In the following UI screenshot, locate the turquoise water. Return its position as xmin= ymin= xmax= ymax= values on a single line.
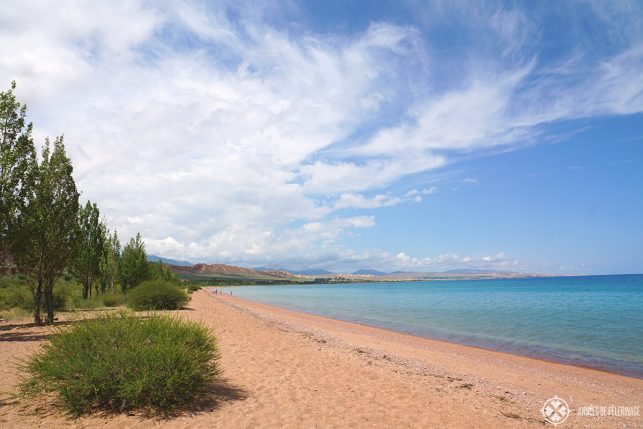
xmin=228 ymin=275 xmax=643 ymax=378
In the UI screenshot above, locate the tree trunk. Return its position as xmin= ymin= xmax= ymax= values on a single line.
xmin=82 ymin=278 xmax=90 ymax=299
xmin=45 ymin=277 xmax=55 ymax=324
xmin=33 ymin=275 xmax=43 ymax=325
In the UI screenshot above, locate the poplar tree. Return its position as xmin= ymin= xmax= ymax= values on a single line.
xmin=148 ymin=260 xmax=178 ymax=282
xmin=0 ymin=81 xmax=36 ymax=263
xmin=99 ymin=230 xmax=120 ymax=293
xmin=13 ymin=137 xmax=79 ymax=324
xmin=119 ymin=233 xmax=148 ymax=292
xmin=71 ymin=201 xmax=105 ymax=299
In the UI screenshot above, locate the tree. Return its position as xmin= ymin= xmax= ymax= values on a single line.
xmin=0 ymin=81 xmax=36 ymax=263
xmin=13 ymin=137 xmax=79 ymax=324
xmin=148 ymin=260 xmax=178 ymax=283
xmin=119 ymin=233 xmax=148 ymax=292
xmin=99 ymin=230 xmax=120 ymax=293
xmin=71 ymin=201 xmax=105 ymax=299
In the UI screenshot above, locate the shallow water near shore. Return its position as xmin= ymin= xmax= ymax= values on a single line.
xmin=228 ymin=275 xmax=643 ymax=378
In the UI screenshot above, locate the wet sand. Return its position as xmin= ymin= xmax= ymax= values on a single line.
xmin=0 ymin=289 xmax=641 ymax=428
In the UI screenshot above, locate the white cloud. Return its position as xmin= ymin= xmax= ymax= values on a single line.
xmin=393 ymin=251 xmax=518 ymax=271
xmin=332 ymin=191 xmax=427 ymax=210
xmin=334 ymin=193 xmax=400 ymax=210
xmin=1 ymin=1 xmax=642 ymax=271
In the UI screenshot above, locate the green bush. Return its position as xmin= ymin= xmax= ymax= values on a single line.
xmin=127 ymin=280 xmax=189 ymax=311
xmin=0 ymin=287 xmax=33 ymax=310
xmin=20 ymin=312 xmax=219 ymax=416
xmin=0 ymin=276 xmax=32 ymax=310
xmin=0 ymin=276 xmax=114 ymax=313
xmin=102 ymin=293 xmax=122 ymax=307
xmin=187 ymin=284 xmax=202 ymax=293
xmin=52 ymin=282 xmax=93 ymax=311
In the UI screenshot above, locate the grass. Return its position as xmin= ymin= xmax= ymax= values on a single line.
xmin=0 ymin=275 xmax=33 ymax=313
xmin=20 ymin=312 xmax=220 ymax=416
xmin=0 ymin=275 xmax=125 ymax=316
xmin=102 ymin=293 xmax=123 ymax=307
xmin=127 ymin=280 xmax=189 ymax=311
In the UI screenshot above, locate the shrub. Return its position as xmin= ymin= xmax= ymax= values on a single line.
xmin=187 ymin=284 xmax=202 ymax=293
xmin=20 ymin=312 xmax=219 ymax=416
xmin=102 ymin=293 xmax=123 ymax=307
xmin=0 ymin=277 xmax=110 ymax=313
xmin=127 ymin=280 xmax=188 ymax=311
xmin=0 ymin=286 xmax=33 ymax=310
xmin=51 ymin=284 xmax=75 ymax=311
xmin=52 ymin=282 xmax=93 ymax=311
xmin=0 ymin=276 xmax=33 ymax=311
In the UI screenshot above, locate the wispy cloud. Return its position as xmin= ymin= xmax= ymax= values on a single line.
xmin=1 ymin=0 xmax=642 ymax=271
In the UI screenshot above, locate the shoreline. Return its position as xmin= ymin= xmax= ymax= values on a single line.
xmin=220 ymin=289 xmax=643 ymax=380
xmin=216 ymin=291 xmax=643 ymax=382
xmin=1 ymin=289 xmax=641 ymax=428
xmin=212 ymin=291 xmax=642 ymax=427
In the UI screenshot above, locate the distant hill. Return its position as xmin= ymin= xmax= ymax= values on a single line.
xmin=147 ymin=254 xmax=192 ymax=267
xmin=152 ymin=258 xmax=536 ymax=283
xmin=169 ymin=263 xmax=302 ymax=282
xmin=378 ymin=270 xmax=539 ymax=280
xmin=253 ymin=267 xmax=334 ymax=276
xmin=352 ymin=269 xmax=387 ymax=276
xmin=443 ymin=268 xmax=495 ymax=274
xmin=293 ymin=269 xmax=335 ymax=275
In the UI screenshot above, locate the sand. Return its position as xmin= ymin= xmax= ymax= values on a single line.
xmin=0 ymin=289 xmax=641 ymax=428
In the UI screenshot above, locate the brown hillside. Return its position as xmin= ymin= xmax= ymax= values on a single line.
xmin=168 ymin=263 xmax=298 ymax=279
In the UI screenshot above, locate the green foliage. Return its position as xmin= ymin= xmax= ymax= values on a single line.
xmin=127 ymin=280 xmax=189 ymax=311
xmin=1 ymin=275 xmax=126 ymax=315
xmin=119 ymin=233 xmax=148 ymax=292
xmin=52 ymin=281 xmax=102 ymax=311
xmin=102 ymin=293 xmax=123 ymax=307
xmin=20 ymin=312 xmax=220 ymax=416
xmin=70 ymin=201 xmax=105 ymax=299
xmin=12 ymin=136 xmax=79 ymax=324
xmin=0 ymin=276 xmax=33 ymax=311
xmin=148 ymin=260 xmax=178 ymax=283
xmin=0 ymin=81 xmax=36 ymax=261
xmin=187 ymin=284 xmax=202 ymax=293
xmin=99 ymin=230 xmax=120 ymax=294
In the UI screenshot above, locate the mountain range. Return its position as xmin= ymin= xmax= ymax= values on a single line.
xmin=147 ymin=255 xmax=535 ymax=281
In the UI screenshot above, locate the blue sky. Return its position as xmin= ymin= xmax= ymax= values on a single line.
xmin=1 ymin=0 xmax=642 ymax=274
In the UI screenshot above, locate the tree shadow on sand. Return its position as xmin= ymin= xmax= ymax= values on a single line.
xmin=5 ymin=375 xmax=248 ymax=422
xmin=0 ymin=319 xmax=85 ymax=343
xmin=75 ymin=378 xmax=249 ymax=421
xmin=162 ymin=378 xmax=249 ymax=417
xmin=0 ymin=330 xmax=50 ymax=342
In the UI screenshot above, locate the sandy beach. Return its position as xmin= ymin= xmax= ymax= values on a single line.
xmin=1 ymin=289 xmax=641 ymax=428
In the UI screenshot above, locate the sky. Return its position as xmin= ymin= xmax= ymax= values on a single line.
xmin=1 ymin=0 xmax=642 ymax=274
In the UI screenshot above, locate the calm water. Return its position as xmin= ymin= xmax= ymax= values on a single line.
xmin=228 ymin=275 xmax=643 ymax=378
